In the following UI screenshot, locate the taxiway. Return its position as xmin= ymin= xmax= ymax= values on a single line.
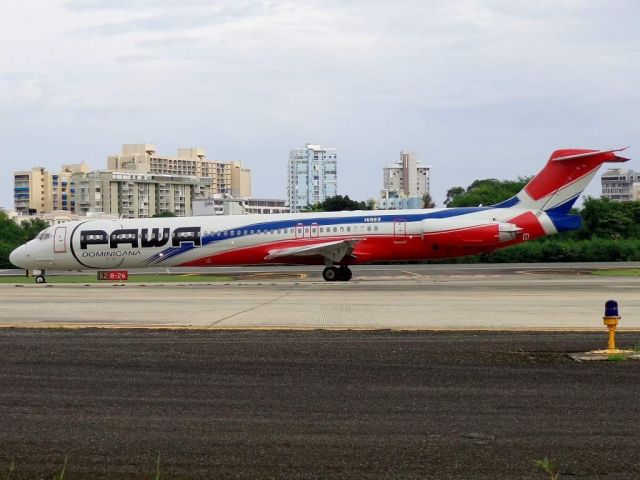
xmin=1 ymin=264 xmax=639 ymax=330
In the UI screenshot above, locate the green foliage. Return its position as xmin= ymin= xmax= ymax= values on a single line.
xmin=57 ymin=456 xmax=69 ymax=480
xmin=364 ymin=198 xmax=377 ymax=210
xmin=446 ymin=177 xmax=531 ymax=207
xmin=579 ymin=196 xmax=640 ymax=239
xmin=0 ymin=212 xmax=32 ymax=268
xmin=422 ymin=193 xmax=436 ymax=208
xmin=0 ymin=212 xmax=26 ymax=245
xmin=429 ymin=237 xmax=640 ymax=264
xmin=607 ymin=353 xmax=627 ymax=362
xmin=5 ymin=461 xmax=15 ymax=480
xmin=20 ymin=218 xmax=50 ymax=241
xmin=155 ymin=454 xmax=161 ymax=480
xmin=444 ymin=186 xmax=465 ymax=206
xmin=535 ymin=457 xmax=559 ymax=480
xmin=304 ymin=195 xmax=373 ymax=212
xmin=153 ymin=211 xmax=177 ymax=217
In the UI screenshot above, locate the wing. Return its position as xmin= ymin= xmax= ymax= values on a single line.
xmin=265 ymin=239 xmax=362 ymax=264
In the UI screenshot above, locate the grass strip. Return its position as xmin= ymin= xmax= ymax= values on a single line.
xmin=0 ymin=274 xmax=233 ymax=284
xmin=591 ymin=269 xmax=640 ymax=277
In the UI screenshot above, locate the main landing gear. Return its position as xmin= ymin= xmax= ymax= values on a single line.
xmin=322 ymin=266 xmax=352 ymax=282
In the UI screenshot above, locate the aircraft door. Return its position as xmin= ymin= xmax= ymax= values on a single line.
xmin=310 ymin=223 xmax=319 ymax=238
xmin=295 ymin=223 xmax=304 ymax=239
xmin=394 ymin=219 xmax=407 ymax=243
xmin=54 ymin=226 xmax=67 ymax=253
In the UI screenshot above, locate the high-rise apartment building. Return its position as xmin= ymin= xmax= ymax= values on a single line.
xmin=288 ymin=144 xmax=338 ymax=212
xmin=13 ymin=163 xmax=89 ymax=214
xmin=601 ymin=168 xmax=639 ymax=202
xmin=107 ymin=144 xmax=251 ymax=197
xmin=230 ymin=161 xmax=252 ymax=198
xmin=380 ymin=151 xmax=430 ymax=209
xmin=71 ymin=170 xmax=217 ymax=218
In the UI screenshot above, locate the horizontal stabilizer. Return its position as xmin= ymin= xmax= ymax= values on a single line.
xmin=551 ymin=147 xmax=630 ymax=162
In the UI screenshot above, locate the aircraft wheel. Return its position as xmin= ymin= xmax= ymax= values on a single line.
xmin=338 ymin=266 xmax=352 ymax=281
xmin=322 ymin=267 xmax=339 ymax=282
xmin=35 ymin=275 xmax=46 ymax=284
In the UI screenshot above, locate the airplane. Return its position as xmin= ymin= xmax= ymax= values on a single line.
xmin=9 ymin=147 xmax=630 ymax=283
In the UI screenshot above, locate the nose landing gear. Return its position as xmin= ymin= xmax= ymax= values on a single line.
xmin=322 ymin=266 xmax=352 ymax=282
xmin=31 ymin=270 xmax=46 ymax=284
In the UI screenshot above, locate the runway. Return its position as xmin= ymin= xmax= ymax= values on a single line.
xmin=1 ymin=264 xmax=639 ymax=330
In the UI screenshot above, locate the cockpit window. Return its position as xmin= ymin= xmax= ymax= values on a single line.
xmin=36 ymin=229 xmax=52 ymax=241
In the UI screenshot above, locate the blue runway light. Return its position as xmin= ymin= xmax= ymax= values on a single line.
xmin=604 ymin=300 xmax=619 ymax=318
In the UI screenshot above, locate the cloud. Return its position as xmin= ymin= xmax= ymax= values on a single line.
xmin=65 ymin=0 xmax=214 ymax=11
xmin=0 ymin=74 xmax=46 ymax=105
xmin=113 ymin=53 xmax=158 ymax=64
xmin=0 ymin=0 xmax=639 ymax=209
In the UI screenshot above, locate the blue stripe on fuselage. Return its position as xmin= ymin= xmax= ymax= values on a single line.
xmin=146 ymin=207 xmax=490 ymax=265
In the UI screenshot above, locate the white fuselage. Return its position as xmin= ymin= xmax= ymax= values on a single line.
xmin=9 ymin=207 xmax=555 ymax=271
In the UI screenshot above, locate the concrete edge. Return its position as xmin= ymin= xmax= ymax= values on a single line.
xmin=2 ymin=324 xmax=640 ymax=332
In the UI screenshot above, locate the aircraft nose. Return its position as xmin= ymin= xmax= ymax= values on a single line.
xmin=9 ymin=245 xmax=27 ymax=268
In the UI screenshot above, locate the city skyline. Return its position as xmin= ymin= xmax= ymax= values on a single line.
xmin=1 ymin=1 xmax=639 ymax=210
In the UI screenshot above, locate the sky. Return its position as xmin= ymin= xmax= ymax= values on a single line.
xmin=1 ymin=0 xmax=639 ymax=209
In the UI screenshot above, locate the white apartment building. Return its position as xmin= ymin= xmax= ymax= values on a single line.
xmin=71 ymin=170 xmax=217 ymax=218
xmin=193 ymin=195 xmax=288 ymax=216
xmin=107 ymin=144 xmax=252 ymax=197
xmin=601 ymin=168 xmax=639 ymax=201
xmin=288 ymin=144 xmax=338 ymax=212
xmin=380 ymin=151 xmax=430 ymax=209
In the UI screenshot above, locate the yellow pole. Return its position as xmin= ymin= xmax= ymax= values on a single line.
xmin=603 ymin=316 xmax=619 ymax=353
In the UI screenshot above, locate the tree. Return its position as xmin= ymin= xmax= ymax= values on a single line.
xmin=446 ymin=177 xmax=531 ymax=207
xmin=579 ymin=196 xmax=640 ymax=239
xmin=0 ymin=212 xmax=29 ymax=268
xmin=153 ymin=211 xmax=177 ymax=218
xmin=20 ymin=218 xmax=50 ymax=241
xmin=444 ymin=186 xmax=465 ymax=206
xmin=304 ymin=195 xmax=373 ymax=212
xmin=422 ymin=193 xmax=436 ymax=208
xmin=364 ymin=198 xmax=378 ymax=210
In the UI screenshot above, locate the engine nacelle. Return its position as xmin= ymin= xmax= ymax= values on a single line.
xmin=421 ymin=219 xmax=521 ymax=246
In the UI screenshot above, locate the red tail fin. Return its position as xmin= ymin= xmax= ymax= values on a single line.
xmin=524 ymin=147 xmax=630 ymax=201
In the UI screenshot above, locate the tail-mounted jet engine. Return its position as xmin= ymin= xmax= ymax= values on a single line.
xmin=421 ymin=219 xmax=521 ymax=246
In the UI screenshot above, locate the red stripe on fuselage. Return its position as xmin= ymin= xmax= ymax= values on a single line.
xmin=178 ymin=212 xmax=548 ymax=267
xmin=179 ymin=235 xmax=430 ymax=266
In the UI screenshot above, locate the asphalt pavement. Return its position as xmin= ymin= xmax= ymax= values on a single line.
xmin=1 ymin=329 xmax=639 ymax=479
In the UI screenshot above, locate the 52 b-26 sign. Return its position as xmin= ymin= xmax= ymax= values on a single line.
xmin=97 ymin=271 xmax=129 ymax=281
